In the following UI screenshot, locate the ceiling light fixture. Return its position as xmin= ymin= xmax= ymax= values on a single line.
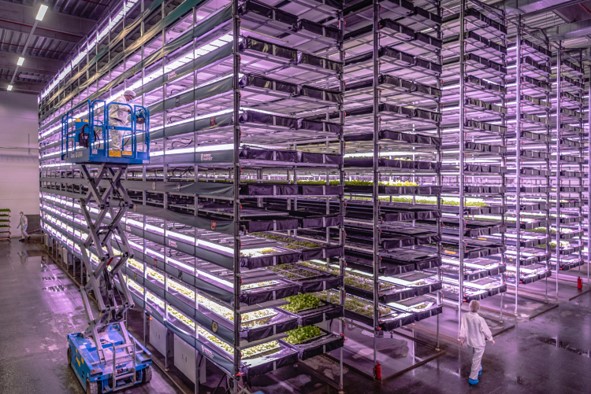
xmin=17 ymin=57 xmax=24 ymax=66
xmin=7 ymin=85 xmax=13 ymax=91
xmin=35 ymin=4 xmax=49 ymax=21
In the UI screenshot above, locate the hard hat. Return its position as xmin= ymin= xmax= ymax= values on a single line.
xmin=124 ymin=89 xmax=136 ymax=98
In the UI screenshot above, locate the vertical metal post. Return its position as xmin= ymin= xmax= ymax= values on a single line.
xmin=140 ymin=0 xmax=146 ymax=114
xmin=372 ymin=0 xmax=380 ymax=373
xmin=514 ymin=18 xmax=522 ymax=315
xmin=435 ymin=0 xmax=442 ymax=351
xmin=577 ymin=51 xmax=584 ymax=276
xmin=192 ymin=8 xmax=201 ymax=394
xmin=161 ymin=0 xmax=167 ymax=161
xmin=588 ymin=64 xmax=591 ymax=286
xmin=231 ymin=1 xmax=242 ymax=391
xmin=544 ymin=34 xmax=551 ymax=301
xmin=499 ymin=6 xmax=507 ymax=321
xmin=337 ymin=6 xmax=345 ymax=392
xmin=555 ymin=43 xmax=562 ymax=298
xmin=458 ymin=0 xmax=466 ymax=318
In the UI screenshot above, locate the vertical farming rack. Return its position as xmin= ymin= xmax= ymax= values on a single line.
xmin=586 ymin=64 xmax=591 ymax=285
xmin=505 ymin=19 xmax=553 ymax=310
xmin=0 ymin=209 xmax=10 ymax=241
xmin=38 ymin=0 xmax=591 ymax=389
xmin=338 ymin=0 xmax=444 ymax=376
xmin=551 ymin=46 xmax=586 ymax=285
xmin=39 ymin=1 xmax=350 ymax=392
xmin=440 ymin=0 xmax=508 ymax=309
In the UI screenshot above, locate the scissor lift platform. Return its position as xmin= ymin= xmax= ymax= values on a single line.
xmin=61 ymin=99 xmax=150 ymax=165
xmin=67 ymin=323 xmax=152 ymax=394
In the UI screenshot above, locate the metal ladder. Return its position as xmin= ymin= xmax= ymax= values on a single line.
xmin=77 ymin=163 xmax=137 ymax=370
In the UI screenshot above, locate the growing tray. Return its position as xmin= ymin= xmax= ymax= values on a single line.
xmin=388 ymin=296 xmax=442 ymax=321
xmin=277 ymin=301 xmax=343 ymax=327
xmin=281 ymin=329 xmax=344 ymax=360
xmin=345 ymin=157 xmax=439 ymax=170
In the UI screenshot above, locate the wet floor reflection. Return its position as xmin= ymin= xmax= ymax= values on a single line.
xmin=537 ymin=336 xmax=591 ymax=358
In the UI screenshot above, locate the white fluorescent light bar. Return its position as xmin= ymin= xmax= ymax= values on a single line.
xmin=39 ymin=33 xmax=233 ymax=139
xmin=7 ymin=85 xmax=13 ymax=91
xmin=17 ymin=57 xmax=25 ymax=66
xmin=35 ymin=4 xmax=49 ymax=21
xmin=151 ymin=144 xmax=235 ymax=157
xmin=40 ymin=1 xmax=139 ymax=99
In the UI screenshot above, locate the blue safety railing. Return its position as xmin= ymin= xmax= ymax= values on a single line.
xmin=61 ymin=99 xmax=150 ymax=164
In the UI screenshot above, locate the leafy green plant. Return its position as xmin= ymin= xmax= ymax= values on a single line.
xmin=282 ymin=294 xmax=321 ymax=313
xmin=284 ymin=326 xmax=323 ymax=344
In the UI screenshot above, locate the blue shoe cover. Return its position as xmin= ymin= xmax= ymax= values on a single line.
xmin=468 ymin=378 xmax=479 ymax=385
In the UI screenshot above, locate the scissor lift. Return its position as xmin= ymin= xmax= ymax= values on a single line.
xmin=61 ymin=100 xmax=151 ymax=394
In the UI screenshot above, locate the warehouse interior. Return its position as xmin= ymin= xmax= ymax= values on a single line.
xmin=2 ymin=0 xmax=591 ymax=393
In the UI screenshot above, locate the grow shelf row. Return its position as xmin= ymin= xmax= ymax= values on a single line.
xmin=504 ymin=21 xmax=553 ymax=295
xmin=440 ymin=0 xmax=507 ymax=306
xmin=335 ymin=0 xmax=444 ymax=372
xmin=551 ymin=45 xmax=585 ymax=273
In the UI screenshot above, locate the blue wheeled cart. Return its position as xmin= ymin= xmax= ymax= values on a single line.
xmin=61 ymin=99 xmax=152 ymax=393
xmin=67 ymin=323 xmax=152 ymax=394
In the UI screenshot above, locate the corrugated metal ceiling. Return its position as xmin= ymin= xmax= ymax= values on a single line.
xmin=4 ymin=0 xmax=591 ymax=95
xmin=1 ymin=0 xmax=115 ymax=94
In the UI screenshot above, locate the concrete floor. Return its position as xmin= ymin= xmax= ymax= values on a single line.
xmin=2 ymin=239 xmax=591 ymax=393
xmin=342 ymin=290 xmax=591 ymax=393
xmin=0 ymin=240 xmax=179 ymax=394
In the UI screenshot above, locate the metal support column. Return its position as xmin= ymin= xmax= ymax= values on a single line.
xmin=371 ymin=0 xmax=380 ymax=376
xmin=337 ymin=6 xmax=345 ymax=392
xmin=588 ymin=64 xmax=591 ymax=285
xmin=555 ymin=43 xmax=562 ymax=297
xmin=458 ymin=0 xmax=467 ymax=317
xmin=435 ymin=0 xmax=443 ymax=350
xmin=231 ymin=1 xmax=242 ymax=391
xmin=514 ymin=18 xmax=522 ymax=315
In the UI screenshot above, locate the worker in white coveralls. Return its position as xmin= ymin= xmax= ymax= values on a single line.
xmin=458 ymin=300 xmax=495 ymax=386
xmin=17 ymin=211 xmax=29 ymax=242
xmin=107 ymin=89 xmax=136 ymax=151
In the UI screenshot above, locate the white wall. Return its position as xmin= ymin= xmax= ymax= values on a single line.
xmin=0 ymin=91 xmax=39 ymax=236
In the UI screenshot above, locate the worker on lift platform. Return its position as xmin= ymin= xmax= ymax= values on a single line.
xmin=61 ymin=91 xmax=149 ymax=165
xmin=107 ymin=89 xmax=136 ymax=152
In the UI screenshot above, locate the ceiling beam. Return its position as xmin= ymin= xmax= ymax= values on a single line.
xmin=501 ymin=0 xmax=587 ymax=16
xmin=0 ymin=40 xmax=72 ymax=58
xmin=545 ymin=19 xmax=591 ymax=40
xmin=0 ymin=51 xmax=61 ymax=75
xmin=0 ymin=1 xmax=94 ymax=43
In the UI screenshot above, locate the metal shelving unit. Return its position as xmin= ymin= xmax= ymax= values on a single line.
xmin=505 ymin=20 xmax=553 ymax=310
xmin=551 ymin=46 xmax=586 ymax=284
xmin=339 ymin=0 xmax=444 ymax=378
xmin=39 ymin=1 xmax=347 ymax=392
xmin=0 ymin=209 xmax=10 ymax=241
xmin=36 ymin=0 xmax=591 ymax=390
xmin=440 ymin=0 xmax=508 ymax=309
xmin=585 ymin=65 xmax=591 ymax=285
